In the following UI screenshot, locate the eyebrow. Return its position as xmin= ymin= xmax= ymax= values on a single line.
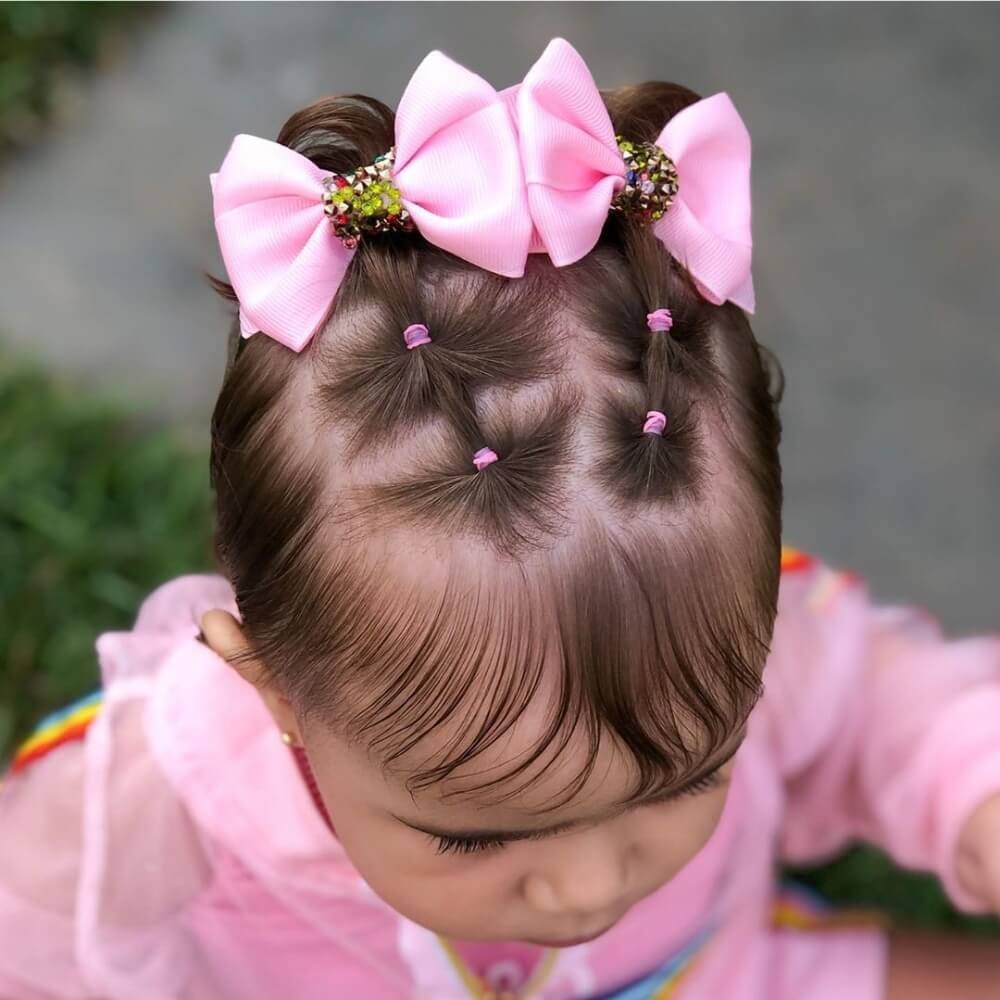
xmin=392 ymin=741 xmax=742 ymax=844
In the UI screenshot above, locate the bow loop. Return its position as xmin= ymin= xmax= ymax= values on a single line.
xmin=212 ymin=134 xmax=353 ymax=352
xmin=653 ymin=93 xmax=755 ymax=311
xmin=512 ymin=37 xmax=625 ymax=266
xmin=393 ymin=50 xmax=532 ymax=279
xmin=510 ymin=38 xmax=755 ymax=312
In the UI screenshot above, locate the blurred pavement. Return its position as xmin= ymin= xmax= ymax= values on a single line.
xmin=0 ymin=3 xmax=997 ymax=631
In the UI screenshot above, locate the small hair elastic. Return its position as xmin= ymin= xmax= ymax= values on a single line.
xmin=472 ymin=447 xmax=499 ymax=470
xmin=643 ymin=410 xmax=668 ymax=435
xmin=646 ymin=308 xmax=674 ymax=333
xmin=403 ymin=323 xmax=432 ymax=349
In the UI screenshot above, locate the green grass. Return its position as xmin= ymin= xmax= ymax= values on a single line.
xmin=0 ymin=355 xmax=213 ymax=757
xmin=790 ymin=848 xmax=998 ymax=935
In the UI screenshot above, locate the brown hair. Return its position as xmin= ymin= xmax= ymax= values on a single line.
xmin=209 ymin=81 xmax=783 ymax=809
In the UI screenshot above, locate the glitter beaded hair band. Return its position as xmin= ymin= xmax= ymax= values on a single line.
xmin=211 ymin=38 xmax=754 ymax=353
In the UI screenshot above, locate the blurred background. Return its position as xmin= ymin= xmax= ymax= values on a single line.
xmin=0 ymin=1 xmax=997 ymax=930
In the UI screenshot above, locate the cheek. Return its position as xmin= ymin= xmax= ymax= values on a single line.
xmin=634 ymin=789 xmax=730 ymax=879
xmin=687 ymin=788 xmax=730 ymax=846
xmin=316 ymin=791 xmax=519 ymax=935
xmin=320 ymin=794 xmax=414 ymax=883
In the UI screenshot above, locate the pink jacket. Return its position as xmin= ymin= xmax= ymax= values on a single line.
xmin=1 ymin=552 xmax=999 ymax=1000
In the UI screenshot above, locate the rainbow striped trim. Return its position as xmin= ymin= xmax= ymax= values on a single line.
xmin=634 ymin=884 xmax=883 ymax=999
xmin=438 ymin=924 xmax=711 ymax=1000
xmin=780 ymin=545 xmax=815 ymax=574
xmin=439 ymin=882 xmax=884 ymax=1000
xmin=10 ymin=691 xmax=102 ymax=774
xmin=615 ymin=925 xmax=714 ymax=999
xmin=781 ymin=546 xmax=864 ymax=614
xmin=771 ymin=882 xmax=886 ymax=932
xmin=437 ymin=938 xmax=560 ymax=999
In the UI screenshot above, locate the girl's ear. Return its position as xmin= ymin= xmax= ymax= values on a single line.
xmin=199 ymin=609 xmax=300 ymax=740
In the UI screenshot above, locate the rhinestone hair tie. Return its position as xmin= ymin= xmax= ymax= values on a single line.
xmin=403 ymin=323 xmax=431 ymax=349
xmin=646 ymin=308 xmax=674 ymax=332
xmin=322 ymin=149 xmax=416 ymax=249
xmin=473 ymin=447 xmax=499 ymax=470
xmin=643 ymin=410 xmax=668 ymax=435
xmin=610 ymin=138 xmax=680 ymax=223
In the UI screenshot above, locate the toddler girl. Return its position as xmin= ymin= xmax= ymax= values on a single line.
xmin=2 ymin=37 xmax=1000 ymax=1000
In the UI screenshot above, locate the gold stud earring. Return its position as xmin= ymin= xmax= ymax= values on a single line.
xmin=280 ymin=731 xmax=297 ymax=747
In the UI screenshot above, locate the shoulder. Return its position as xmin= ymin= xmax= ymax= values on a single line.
xmin=777 ymin=544 xmax=866 ymax=618
xmin=7 ymin=574 xmax=237 ymax=778
xmin=1 ymin=693 xmax=210 ymax=921
xmin=752 ymin=545 xmax=871 ymax=771
xmin=773 ymin=544 xmax=872 ymax=661
xmin=0 ymin=575 xmax=231 ymax=989
xmin=9 ymin=690 xmax=102 ymax=777
xmin=0 ymin=733 xmax=90 ymax=994
xmin=95 ymin=572 xmax=236 ymax=690
xmin=131 ymin=572 xmax=237 ymax=634
xmin=0 ymin=694 xmax=210 ymax=994
xmin=0 ymin=732 xmax=89 ymax=917
xmin=779 ymin=544 xmax=816 ymax=574
xmin=7 ymin=573 xmax=234 ymax=778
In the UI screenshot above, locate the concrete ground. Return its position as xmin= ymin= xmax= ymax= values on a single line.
xmin=0 ymin=3 xmax=997 ymax=632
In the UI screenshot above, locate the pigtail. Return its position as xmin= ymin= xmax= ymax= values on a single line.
xmin=356 ymin=384 xmax=580 ymax=556
xmin=315 ymin=242 xmax=579 ymax=556
xmin=567 ymin=222 xmax=716 ymax=506
xmin=569 ymin=81 xmax=762 ymax=507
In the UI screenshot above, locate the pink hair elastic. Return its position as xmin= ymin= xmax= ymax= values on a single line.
xmin=646 ymin=308 xmax=673 ymax=332
xmin=403 ymin=323 xmax=432 ymax=349
xmin=472 ymin=447 xmax=499 ymax=470
xmin=643 ymin=410 xmax=668 ymax=435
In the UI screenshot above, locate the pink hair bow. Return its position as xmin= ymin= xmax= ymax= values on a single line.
xmin=211 ymin=51 xmax=532 ymax=351
xmin=508 ymin=38 xmax=755 ymax=312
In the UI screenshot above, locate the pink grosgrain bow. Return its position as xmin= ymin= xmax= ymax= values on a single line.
xmin=210 ymin=51 xmax=533 ymax=351
xmin=506 ymin=37 xmax=755 ymax=312
xmin=211 ymin=39 xmax=755 ymax=354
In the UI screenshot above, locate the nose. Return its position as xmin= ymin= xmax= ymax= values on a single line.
xmin=523 ymin=828 xmax=630 ymax=917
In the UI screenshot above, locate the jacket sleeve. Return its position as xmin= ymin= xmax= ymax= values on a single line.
xmin=0 ymin=742 xmax=92 ymax=998
xmin=0 ymin=693 xmax=212 ymax=999
xmin=756 ymin=551 xmax=1000 ymax=913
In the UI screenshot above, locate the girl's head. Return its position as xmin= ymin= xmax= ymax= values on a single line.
xmin=202 ymin=43 xmax=782 ymax=946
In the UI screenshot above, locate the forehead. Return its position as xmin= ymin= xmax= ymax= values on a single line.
xmin=314 ymin=668 xmax=734 ymax=829
xmin=418 ymin=679 xmax=620 ymax=813
xmin=318 ymin=689 xmax=633 ymax=822
xmin=307 ymin=522 xmax=750 ymax=822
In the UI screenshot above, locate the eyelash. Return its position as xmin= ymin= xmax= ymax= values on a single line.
xmin=429 ymin=771 xmax=723 ymax=856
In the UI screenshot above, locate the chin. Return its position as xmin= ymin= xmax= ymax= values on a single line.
xmin=394 ymin=908 xmax=623 ymax=948
xmin=520 ymin=913 xmax=625 ymax=949
xmin=521 ymin=926 xmax=613 ymax=948
xmin=401 ymin=915 xmax=517 ymax=943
